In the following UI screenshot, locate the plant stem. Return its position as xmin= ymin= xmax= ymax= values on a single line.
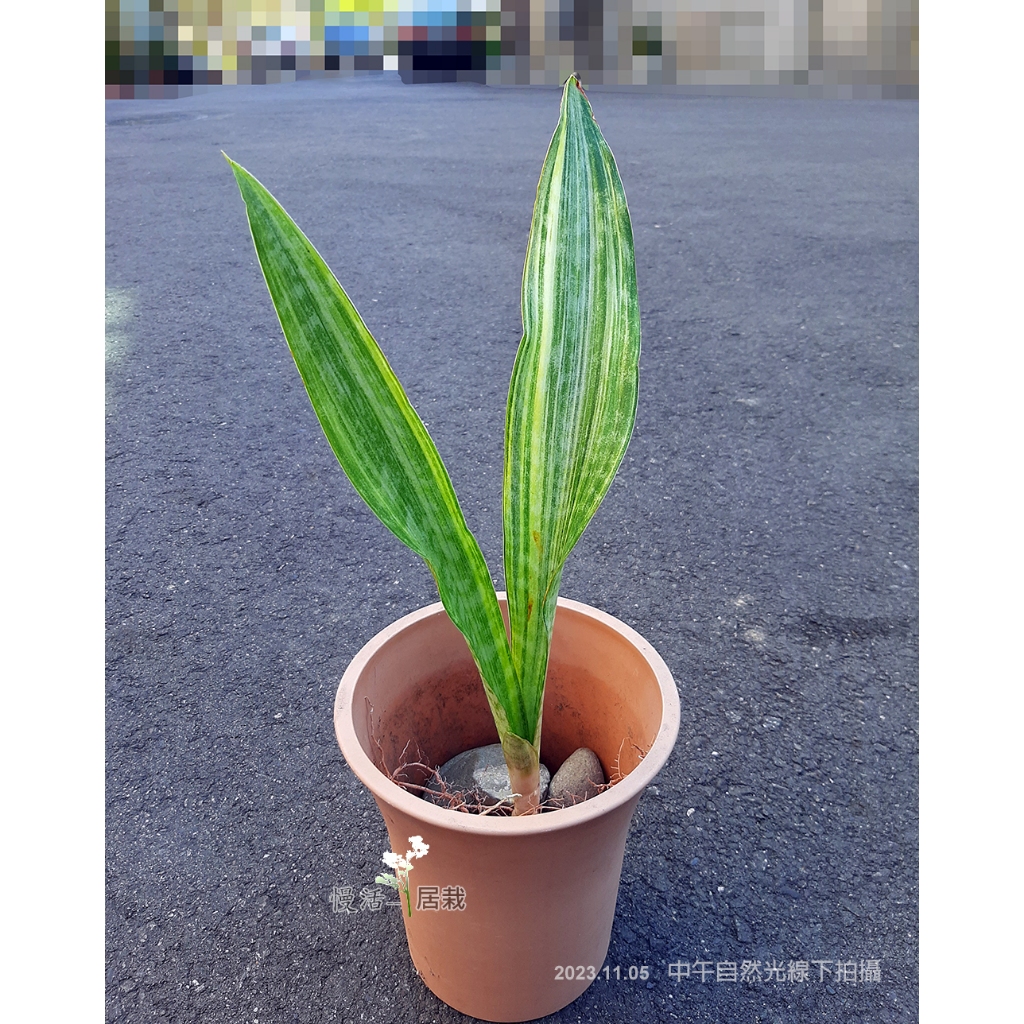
xmin=509 ymin=764 xmax=541 ymax=815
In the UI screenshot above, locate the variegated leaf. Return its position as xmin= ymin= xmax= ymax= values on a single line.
xmin=226 ymin=157 xmax=527 ymax=739
xmin=504 ymin=76 xmax=641 ymax=746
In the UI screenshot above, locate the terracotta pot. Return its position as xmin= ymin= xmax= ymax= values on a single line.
xmin=334 ymin=595 xmax=679 ymax=1023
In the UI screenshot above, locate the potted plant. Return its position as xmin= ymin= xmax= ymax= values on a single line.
xmin=227 ymin=75 xmax=680 ymax=1022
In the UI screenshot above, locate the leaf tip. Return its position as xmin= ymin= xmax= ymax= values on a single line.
xmin=563 ymin=73 xmax=596 ymax=121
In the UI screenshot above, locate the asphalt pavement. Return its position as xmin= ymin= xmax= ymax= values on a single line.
xmin=106 ymin=73 xmax=918 ymax=1023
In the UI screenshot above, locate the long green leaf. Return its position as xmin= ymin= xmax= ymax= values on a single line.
xmin=226 ymin=157 xmax=527 ymax=739
xmin=504 ymin=76 xmax=641 ymax=746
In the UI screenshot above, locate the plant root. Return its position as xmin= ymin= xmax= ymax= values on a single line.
xmin=362 ymin=700 xmax=650 ymax=815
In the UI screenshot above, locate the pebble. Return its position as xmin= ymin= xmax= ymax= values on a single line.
xmin=548 ymin=747 xmax=606 ymax=807
xmin=426 ymin=743 xmax=550 ymax=806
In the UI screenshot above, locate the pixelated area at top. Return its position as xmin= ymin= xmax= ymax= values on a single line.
xmin=106 ymin=1 xmax=918 ymax=98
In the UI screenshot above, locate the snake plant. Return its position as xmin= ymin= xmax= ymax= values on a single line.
xmin=227 ymin=75 xmax=640 ymax=814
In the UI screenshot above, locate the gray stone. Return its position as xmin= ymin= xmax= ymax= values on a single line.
xmin=426 ymin=743 xmax=550 ymax=807
xmin=548 ymin=747 xmax=606 ymax=807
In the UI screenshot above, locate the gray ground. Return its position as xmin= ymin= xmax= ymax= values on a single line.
xmin=106 ymin=74 xmax=918 ymax=1023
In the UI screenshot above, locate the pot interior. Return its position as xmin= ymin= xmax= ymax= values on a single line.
xmin=350 ymin=601 xmax=665 ymax=789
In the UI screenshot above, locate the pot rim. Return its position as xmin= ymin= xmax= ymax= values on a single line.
xmin=334 ymin=595 xmax=680 ymax=836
